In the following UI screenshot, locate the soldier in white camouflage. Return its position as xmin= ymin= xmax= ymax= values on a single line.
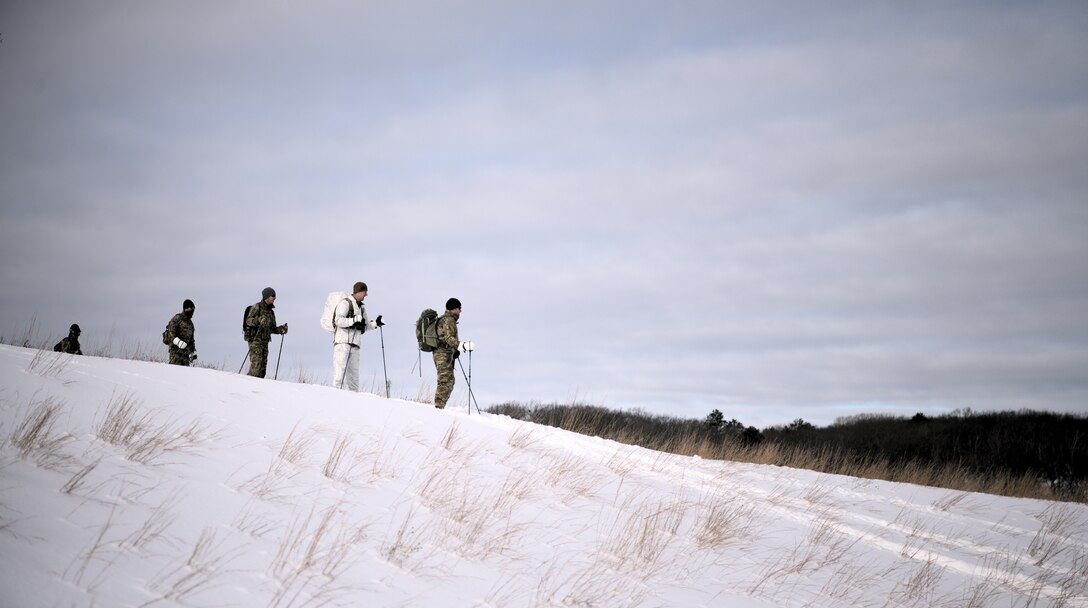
xmin=433 ymin=298 xmax=464 ymax=409
xmin=332 ymin=281 xmax=384 ymax=391
xmin=246 ymin=287 xmax=288 ymax=378
xmin=165 ymin=300 xmax=197 ymax=366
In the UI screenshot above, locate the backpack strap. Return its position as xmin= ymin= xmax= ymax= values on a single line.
xmin=332 ymin=297 xmax=354 ymax=344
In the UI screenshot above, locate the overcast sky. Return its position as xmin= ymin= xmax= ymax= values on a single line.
xmin=2 ymin=1 xmax=1086 ymax=426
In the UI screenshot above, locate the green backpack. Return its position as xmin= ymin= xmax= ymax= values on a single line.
xmin=416 ymin=309 xmax=439 ymax=352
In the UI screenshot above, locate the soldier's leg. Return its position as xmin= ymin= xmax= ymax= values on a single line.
xmin=169 ymin=351 xmax=188 ymax=366
xmin=248 ymin=342 xmax=268 ymax=378
xmin=345 ymin=346 xmax=360 ymax=392
xmin=332 ymin=343 xmax=350 ymax=389
xmin=257 ymin=344 xmax=269 ymax=378
xmin=247 ymin=342 xmax=260 ymax=376
xmin=433 ymin=350 xmax=455 ymax=408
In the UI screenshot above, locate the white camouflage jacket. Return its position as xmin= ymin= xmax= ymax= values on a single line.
xmin=332 ymin=297 xmax=372 ymax=346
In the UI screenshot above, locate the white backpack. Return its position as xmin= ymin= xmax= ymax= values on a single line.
xmin=320 ymin=292 xmax=353 ymax=333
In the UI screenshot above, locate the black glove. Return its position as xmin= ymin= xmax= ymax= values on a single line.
xmin=375 ymin=315 xmax=384 ymax=327
xmin=352 ymin=321 xmax=366 ymax=331
xmin=453 ymin=349 xmax=460 ymax=360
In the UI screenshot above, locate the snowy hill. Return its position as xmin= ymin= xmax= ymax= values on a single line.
xmin=1 ymin=344 xmax=1086 ymax=607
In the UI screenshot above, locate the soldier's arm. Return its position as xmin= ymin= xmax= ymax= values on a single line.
xmin=166 ymin=315 xmax=179 ymax=342
xmin=245 ymin=305 xmax=260 ymax=328
xmin=436 ymin=317 xmax=459 ymax=349
xmin=271 ymin=311 xmax=286 ymax=334
xmin=334 ymin=299 xmax=356 ymax=328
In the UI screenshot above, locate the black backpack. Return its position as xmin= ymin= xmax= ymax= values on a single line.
xmin=242 ymin=305 xmax=255 ymax=342
xmin=162 ymin=315 xmax=173 ymax=345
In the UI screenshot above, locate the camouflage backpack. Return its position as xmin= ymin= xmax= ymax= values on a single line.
xmin=415 ymin=309 xmax=439 ymax=352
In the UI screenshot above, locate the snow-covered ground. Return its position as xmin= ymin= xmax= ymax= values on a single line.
xmin=1 ymin=344 xmax=1086 ymax=607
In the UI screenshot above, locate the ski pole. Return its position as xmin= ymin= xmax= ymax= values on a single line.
xmin=457 ymin=358 xmax=481 ymax=414
xmin=274 ymin=334 xmax=284 ymax=380
xmin=379 ymin=325 xmax=390 ymax=398
xmin=238 ymin=351 xmax=249 ymax=374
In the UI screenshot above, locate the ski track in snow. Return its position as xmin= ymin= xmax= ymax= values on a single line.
xmin=1 ymin=344 xmax=1086 ymax=607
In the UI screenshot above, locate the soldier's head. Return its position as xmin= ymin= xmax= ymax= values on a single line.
xmin=446 ymin=298 xmax=462 ymax=315
xmin=262 ymin=287 xmax=276 ymax=305
xmin=69 ymin=324 xmax=81 ymax=336
xmin=183 ymin=299 xmax=195 ymax=318
xmin=353 ymin=282 xmax=368 ymax=302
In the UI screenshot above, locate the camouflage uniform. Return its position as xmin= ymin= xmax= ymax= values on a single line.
xmin=53 ymin=330 xmax=82 ymax=355
xmin=432 ymin=311 xmax=460 ymax=408
xmin=165 ymin=312 xmax=196 ymax=366
xmin=246 ymin=300 xmax=286 ymax=378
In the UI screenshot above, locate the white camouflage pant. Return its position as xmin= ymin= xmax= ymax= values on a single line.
xmin=332 ymin=343 xmax=360 ymax=391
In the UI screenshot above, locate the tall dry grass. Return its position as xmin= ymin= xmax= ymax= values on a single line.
xmin=494 ymin=403 xmax=1086 ymax=504
xmin=9 ymin=398 xmax=74 ymax=470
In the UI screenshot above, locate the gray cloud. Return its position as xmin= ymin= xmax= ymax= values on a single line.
xmin=2 ymin=1 xmax=1086 ymax=425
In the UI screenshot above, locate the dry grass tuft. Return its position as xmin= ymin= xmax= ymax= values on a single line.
xmin=1027 ymin=504 xmax=1081 ymax=567
xmin=142 ymin=527 xmax=243 ymax=607
xmin=26 ymin=348 xmax=75 ymax=381
xmin=694 ymin=500 xmax=757 ymax=550
xmin=62 ymin=459 xmax=101 ymax=494
xmin=240 ymin=425 xmax=324 ymax=501
xmin=269 ymin=500 xmax=370 ymax=607
xmin=749 ymin=513 xmax=860 ymax=596
xmin=277 ymin=424 xmax=317 ymax=467
xmin=321 ymin=433 xmax=353 ymax=480
xmin=507 ymin=424 xmax=539 ymax=450
xmin=10 ymin=398 xmax=73 ymax=470
xmin=123 ymin=491 xmax=180 ymax=553
xmin=439 ymin=422 xmax=460 ymax=450
xmin=10 ymin=314 xmax=47 ymax=349
xmin=888 ymin=558 xmax=945 ymax=605
xmin=382 ymin=507 xmax=440 ymax=573
xmin=95 ymin=392 xmax=212 ymax=465
xmin=577 ymin=494 xmax=692 ymax=591
xmin=65 ymin=498 xmax=122 ymax=588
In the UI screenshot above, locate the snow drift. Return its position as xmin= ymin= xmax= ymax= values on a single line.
xmin=1 ymin=344 xmax=1086 ymax=607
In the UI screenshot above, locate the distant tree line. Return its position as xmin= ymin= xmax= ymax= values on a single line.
xmin=488 ymin=402 xmax=1088 ymax=501
xmin=757 ymin=409 xmax=1088 ymax=495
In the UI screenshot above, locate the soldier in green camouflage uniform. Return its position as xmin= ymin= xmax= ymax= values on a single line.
xmin=53 ymin=324 xmax=83 ymax=355
xmin=246 ymin=287 xmax=288 ymax=378
xmin=165 ymin=300 xmax=197 ymax=366
xmin=433 ymin=298 xmax=462 ymax=409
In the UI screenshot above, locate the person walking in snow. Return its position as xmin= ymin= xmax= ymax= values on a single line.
xmin=53 ymin=323 xmax=83 ymax=355
xmin=165 ymin=300 xmax=197 ymax=366
xmin=246 ymin=287 xmax=288 ymax=378
xmin=332 ymin=281 xmax=384 ymax=391
xmin=433 ymin=298 xmax=472 ymax=409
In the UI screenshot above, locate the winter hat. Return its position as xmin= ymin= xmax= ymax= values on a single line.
xmin=445 ymin=297 xmax=462 ymax=311
xmin=183 ymin=299 xmax=195 ymax=311
xmin=353 ymin=281 xmax=368 ymax=294
xmin=70 ymin=324 xmax=81 ymax=334
xmin=262 ymin=287 xmax=276 ymax=299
